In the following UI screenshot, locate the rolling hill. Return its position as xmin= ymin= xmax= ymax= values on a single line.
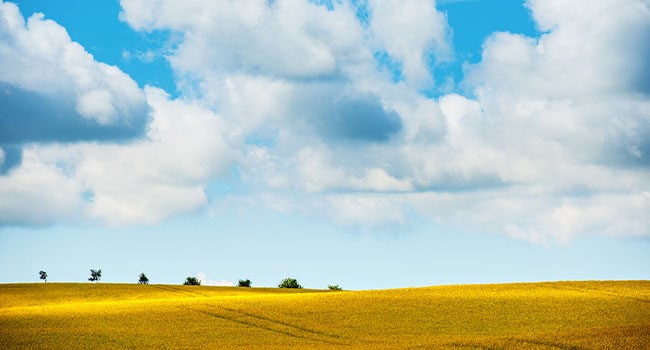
xmin=1 ymin=281 xmax=648 ymax=349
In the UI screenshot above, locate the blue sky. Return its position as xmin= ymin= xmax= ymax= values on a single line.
xmin=1 ymin=0 xmax=649 ymax=289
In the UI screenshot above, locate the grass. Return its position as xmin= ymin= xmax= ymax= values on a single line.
xmin=1 ymin=281 xmax=648 ymax=349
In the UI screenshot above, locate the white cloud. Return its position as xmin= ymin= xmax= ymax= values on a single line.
xmin=117 ymin=0 xmax=452 ymax=118
xmin=0 ymin=87 xmax=234 ymax=226
xmin=196 ymin=272 xmax=233 ymax=287
xmin=466 ymin=0 xmax=650 ymax=97
xmin=205 ymin=0 xmax=650 ymax=243
xmin=369 ymin=0 xmax=450 ymax=87
xmin=2 ymin=0 xmax=649 ymax=245
xmin=294 ymin=146 xmax=413 ymax=193
xmin=0 ymin=1 xmax=146 ymax=128
xmin=411 ymin=0 xmax=650 ymax=241
xmin=120 ymin=0 xmax=369 ymax=83
xmin=0 ymin=148 xmax=84 ymax=225
xmin=77 ymin=89 xmax=117 ymax=125
xmin=323 ymin=193 xmax=410 ymax=228
xmin=77 ymin=88 xmax=234 ymax=225
xmin=218 ymin=74 xmax=293 ymax=136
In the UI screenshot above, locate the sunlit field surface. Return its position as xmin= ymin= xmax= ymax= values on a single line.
xmin=1 ymin=281 xmax=648 ymax=349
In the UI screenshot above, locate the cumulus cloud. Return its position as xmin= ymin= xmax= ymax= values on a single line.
xmin=291 ymin=145 xmax=412 ymax=193
xmin=117 ymin=0 xmax=451 ymax=192
xmin=0 ymin=2 xmax=236 ymax=226
xmin=196 ymin=272 xmax=233 ymax=287
xmin=466 ymin=0 xmax=650 ymax=98
xmin=0 ymin=147 xmax=85 ymax=225
xmin=119 ymin=0 xmax=368 ymax=81
xmin=72 ymin=88 xmax=232 ymax=225
xmin=369 ymin=0 xmax=451 ymax=87
xmin=0 ymin=0 xmax=148 ymax=147
xmin=117 ymin=0 xmax=449 ymax=122
xmin=2 ymin=0 xmax=649 ymax=245
xmin=0 ymin=87 xmax=233 ymax=226
xmin=206 ymin=0 xmax=650 ymax=243
xmin=416 ymin=0 xmax=650 ymax=241
xmin=127 ymin=0 xmax=647 ymax=246
xmin=376 ymin=0 xmax=650 ymax=243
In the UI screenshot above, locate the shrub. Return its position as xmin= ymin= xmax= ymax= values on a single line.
xmin=238 ymin=279 xmax=252 ymax=287
xmin=328 ymin=284 xmax=342 ymax=291
xmin=183 ymin=276 xmax=201 ymax=286
xmin=138 ymin=273 xmax=149 ymax=285
xmin=278 ymin=278 xmax=302 ymax=289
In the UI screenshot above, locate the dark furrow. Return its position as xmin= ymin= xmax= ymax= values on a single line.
xmin=220 ymin=307 xmax=344 ymax=340
xmin=185 ymin=306 xmax=347 ymax=346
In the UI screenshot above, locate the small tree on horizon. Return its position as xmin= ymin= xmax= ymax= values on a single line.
xmin=183 ymin=276 xmax=201 ymax=286
xmin=88 ymin=269 xmax=102 ymax=283
xmin=238 ymin=279 xmax=252 ymax=287
xmin=39 ymin=270 xmax=47 ymax=283
xmin=278 ymin=278 xmax=302 ymax=289
xmin=328 ymin=284 xmax=342 ymax=291
xmin=138 ymin=273 xmax=149 ymax=285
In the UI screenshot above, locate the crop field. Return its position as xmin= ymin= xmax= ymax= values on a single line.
xmin=1 ymin=281 xmax=648 ymax=349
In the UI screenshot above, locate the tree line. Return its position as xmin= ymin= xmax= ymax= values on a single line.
xmin=37 ymin=269 xmax=342 ymax=290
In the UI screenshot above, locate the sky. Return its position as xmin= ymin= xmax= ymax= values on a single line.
xmin=0 ymin=0 xmax=649 ymax=290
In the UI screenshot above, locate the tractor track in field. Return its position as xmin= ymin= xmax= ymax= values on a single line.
xmin=508 ymin=338 xmax=586 ymax=350
xmin=184 ymin=303 xmax=351 ymax=346
xmin=221 ymin=307 xmax=344 ymax=340
xmin=446 ymin=337 xmax=586 ymax=350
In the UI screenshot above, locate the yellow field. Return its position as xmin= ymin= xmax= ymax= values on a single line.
xmin=1 ymin=281 xmax=648 ymax=349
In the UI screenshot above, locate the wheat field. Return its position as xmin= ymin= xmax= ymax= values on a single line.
xmin=1 ymin=281 xmax=648 ymax=349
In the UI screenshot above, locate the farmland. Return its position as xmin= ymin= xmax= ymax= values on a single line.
xmin=1 ymin=281 xmax=648 ymax=349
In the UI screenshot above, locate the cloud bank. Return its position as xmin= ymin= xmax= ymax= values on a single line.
xmin=1 ymin=0 xmax=649 ymax=243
